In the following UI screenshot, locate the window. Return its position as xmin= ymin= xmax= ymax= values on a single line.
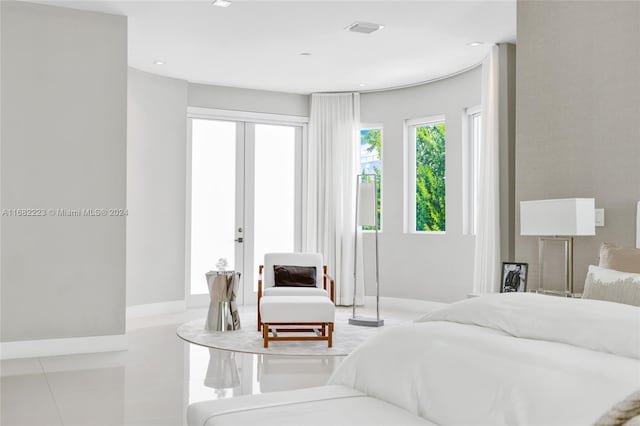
xmin=464 ymin=106 xmax=481 ymax=235
xmin=359 ymin=126 xmax=382 ymax=231
xmin=406 ymin=116 xmax=446 ymax=233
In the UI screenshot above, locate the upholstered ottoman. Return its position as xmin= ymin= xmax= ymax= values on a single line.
xmin=259 ymin=296 xmax=335 ymax=348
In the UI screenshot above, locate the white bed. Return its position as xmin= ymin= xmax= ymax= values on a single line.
xmin=188 ymin=385 xmax=435 ymax=426
xmin=188 ymin=293 xmax=640 ymax=425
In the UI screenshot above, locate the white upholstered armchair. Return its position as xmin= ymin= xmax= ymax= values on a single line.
xmin=257 ymin=253 xmax=335 ymax=347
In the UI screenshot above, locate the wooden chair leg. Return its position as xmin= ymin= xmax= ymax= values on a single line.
xmin=263 ymin=323 xmax=269 ymax=348
xmin=257 ymin=271 xmax=263 ymax=331
xmin=328 ymin=323 xmax=333 ymax=348
xmin=257 ymin=299 xmax=262 ymax=331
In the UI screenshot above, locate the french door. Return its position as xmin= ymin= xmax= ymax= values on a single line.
xmin=187 ymin=109 xmax=305 ymax=306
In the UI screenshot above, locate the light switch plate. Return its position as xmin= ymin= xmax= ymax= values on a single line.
xmin=595 ymin=208 xmax=605 ymax=227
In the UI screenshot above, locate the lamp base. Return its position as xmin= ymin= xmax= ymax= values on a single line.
xmin=538 ymin=236 xmax=574 ymax=294
xmin=348 ymin=316 xmax=384 ymax=327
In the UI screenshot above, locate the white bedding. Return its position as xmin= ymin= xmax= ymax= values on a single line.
xmin=417 ymin=292 xmax=640 ymax=359
xmin=329 ymin=293 xmax=640 ymax=425
xmin=188 ymin=385 xmax=435 ymax=426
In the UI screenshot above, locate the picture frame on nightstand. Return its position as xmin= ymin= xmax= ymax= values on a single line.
xmin=501 ymin=262 xmax=528 ymax=293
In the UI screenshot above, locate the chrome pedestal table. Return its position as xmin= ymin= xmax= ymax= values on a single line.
xmin=205 ymin=271 xmax=241 ymax=331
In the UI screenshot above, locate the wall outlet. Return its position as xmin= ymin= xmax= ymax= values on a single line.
xmin=595 ymin=208 xmax=605 ymax=227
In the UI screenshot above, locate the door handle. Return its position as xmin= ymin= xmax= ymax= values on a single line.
xmin=235 ymin=237 xmax=243 ymax=243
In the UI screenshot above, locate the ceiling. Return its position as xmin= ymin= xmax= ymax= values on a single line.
xmin=32 ymin=1 xmax=516 ymax=94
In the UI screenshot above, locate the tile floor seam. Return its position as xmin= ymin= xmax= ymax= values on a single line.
xmin=38 ymin=357 xmax=66 ymax=426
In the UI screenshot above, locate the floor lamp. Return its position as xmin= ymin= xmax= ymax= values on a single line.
xmin=520 ymin=198 xmax=595 ymax=295
xmin=349 ymin=173 xmax=384 ymax=327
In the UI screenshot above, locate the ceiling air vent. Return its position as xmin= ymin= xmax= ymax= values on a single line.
xmin=345 ymin=22 xmax=384 ymax=34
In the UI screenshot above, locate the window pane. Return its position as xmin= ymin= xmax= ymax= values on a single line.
xmin=359 ymin=128 xmax=382 ymax=230
xmin=415 ymin=122 xmax=446 ymax=232
xmin=190 ymin=119 xmax=236 ymax=295
xmin=253 ymin=124 xmax=296 ymax=289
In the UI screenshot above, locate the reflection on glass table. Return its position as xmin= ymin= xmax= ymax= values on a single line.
xmin=188 ymin=346 xmax=251 ymax=405
xmin=186 ymin=344 xmax=344 ymax=406
xmin=257 ymin=354 xmax=338 ymax=393
xmin=204 ymin=349 xmax=240 ymax=390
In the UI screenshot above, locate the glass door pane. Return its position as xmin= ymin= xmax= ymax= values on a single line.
xmin=248 ymin=124 xmax=297 ymax=296
xmin=188 ymin=116 xmax=301 ymax=304
xmin=190 ymin=119 xmax=239 ymax=295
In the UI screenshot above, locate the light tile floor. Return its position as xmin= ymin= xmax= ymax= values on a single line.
xmin=1 ymin=306 xmax=422 ymax=426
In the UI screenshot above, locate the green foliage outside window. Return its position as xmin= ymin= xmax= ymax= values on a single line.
xmin=360 ymin=129 xmax=381 ymax=231
xmin=415 ymin=123 xmax=445 ymax=232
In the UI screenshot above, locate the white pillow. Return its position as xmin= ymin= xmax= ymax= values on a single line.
xmin=599 ymin=242 xmax=640 ymax=273
xmin=583 ymin=265 xmax=640 ymax=307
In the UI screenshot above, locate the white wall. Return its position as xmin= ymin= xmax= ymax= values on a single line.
xmin=515 ymin=0 xmax=640 ymax=291
xmin=189 ymin=83 xmax=309 ymax=117
xmin=125 ymin=79 xmax=309 ymax=307
xmin=360 ymin=67 xmax=481 ymax=302
xmin=189 ymin=76 xmax=484 ymax=303
xmin=165 ymin=76 xmax=484 ymax=304
xmin=1 ymin=1 xmax=127 ymax=341
xmin=127 ymin=68 xmax=188 ymax=307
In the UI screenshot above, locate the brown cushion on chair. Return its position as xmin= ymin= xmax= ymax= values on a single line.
xmin=273 ymin=265 xmax=317 ymax=287
xmin=599 ymin=243 xmax=640 ymax=274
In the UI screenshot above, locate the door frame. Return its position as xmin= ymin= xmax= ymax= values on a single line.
xmin=185 ymin=107 xmax=308 ymax=307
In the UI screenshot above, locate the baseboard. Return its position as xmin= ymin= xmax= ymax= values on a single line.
xmin=364 ymin=296 xmax=447 ymax=313
xmin=0 ymin=334 xmax=127 ymax=360
xmin=126 ymin=300 xmax=186 ymax=320
xmin=186 ymin=294 xmax=210 ymax=308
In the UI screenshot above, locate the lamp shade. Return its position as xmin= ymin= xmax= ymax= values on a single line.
xmin=520 ymin=198 xmax=595 ymax=236
xmin=357 ymin=181 xmax=377 ymax=226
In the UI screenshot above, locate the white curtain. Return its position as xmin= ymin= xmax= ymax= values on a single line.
xmin=303 ymin=92 xmax=363 ymax=306
xmin=473 ymin=45 xmax=501 ymax=294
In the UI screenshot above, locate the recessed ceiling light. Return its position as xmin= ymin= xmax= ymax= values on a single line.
xmin=299 ymin=52 xmax=312 ymax=56
xmin=345 ymin=22 xmax=384 ymax=34
xmin=153 ymin=60 xmax=165 ymax=65
xmin=359 ymin=83 xmax=366 ymax=87
xmin=467 ymin=42 xmax=483 ymax=47
xmin=212 ymin=0 xmax=231 ymax=7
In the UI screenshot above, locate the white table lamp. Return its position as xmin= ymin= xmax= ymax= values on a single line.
xmin=520 ymin=198 xmax=595 ymax=295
